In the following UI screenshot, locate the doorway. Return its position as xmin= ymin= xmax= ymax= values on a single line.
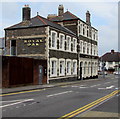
xmin=39 ymin=65 xmax=43 ymax=84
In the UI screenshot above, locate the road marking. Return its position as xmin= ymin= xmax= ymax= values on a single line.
xmin=71 ymin=86 xmax=78 ymax=88
xmin=98 ymin=85 xmax=115 ymax=90
xmin=90 ymin=84 xmax=101 ymax=87
xmin=77 ymin=96 xmax=116 ymax=117
xmin=58 ymin=90 xmax=120 ymax=119
xmin=80 ymin=85 xmax=86 ymax=86
xmin=106 ymin=85 xmax=114 ymax=89
xmin=90 ymin=85 xmax=98 ymax=87
xmin=61 ymin=86 xmax=68 ymax=88
xmin=2 ymin=99 xmax=27 ymax=103
xmin=47 ymin=91 xmax=73 ymax=97
xmin=0 ymin=89 xmax=45 ymax=97
xmin=79 ymin=87 xmax=87 ymax=88
xmin=98 ymin=88 xmax=107 ymax=90
xmin=0 ymin=99 xmax=34 ymax=108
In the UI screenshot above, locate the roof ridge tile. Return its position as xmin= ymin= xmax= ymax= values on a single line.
xmin=37 ymin=15 xmax=47 ymax=25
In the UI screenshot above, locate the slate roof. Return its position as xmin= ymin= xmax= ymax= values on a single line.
xmin=5 ymin=15 xmax=76 ymax=36
xmin=50 ymin=11 xmax=98 ymax=31
xmin=49 ymin=11 xmax=79 ymax=21
xmin=100 ymin=51 xmax=120 ymax=62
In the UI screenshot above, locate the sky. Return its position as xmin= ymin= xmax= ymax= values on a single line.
xmin=0 ymin=0 xmax=119 ymax=56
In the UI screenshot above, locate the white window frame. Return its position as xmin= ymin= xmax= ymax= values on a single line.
xmin=88 ymin=43 xmax=91 ymax=55
xmin=87 ymin=43 xmax=89 ymax=55
xmin=66 ymin=36 xmax=71 ymax=51
xmin=80 ymin=23 xmax=83 ymax=35
xmin=66 ymin=59 xmax=71 ymax=75
xmin=59 ymin=33 xmax=65 ymax=50
xmin=73 ymin=60 xmax=77 ymax=75
xmin=92 ymin=44 xmax=94 ymax=55
xmin=59 ymin=59 xmax=65 ymax=76
xmin=80 ymin=41 xmax=83 ymax=53
xmin=73 ymin=38 xmax=77 ymax=52
xmin=51 ymin=31 xmax=57 ymax=49
xmin=50 ymin=58 xmax=57 ymax=77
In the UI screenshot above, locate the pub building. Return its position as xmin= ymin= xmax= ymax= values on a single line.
xmin=3 ymin=5 xmax=98 ymax=87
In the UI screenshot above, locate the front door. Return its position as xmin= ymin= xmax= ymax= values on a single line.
xmin=39 ymin=65 xmax=43 ymax=84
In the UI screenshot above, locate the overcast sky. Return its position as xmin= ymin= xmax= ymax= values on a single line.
xmin=0 ymin=0 xmax=119 ymax=56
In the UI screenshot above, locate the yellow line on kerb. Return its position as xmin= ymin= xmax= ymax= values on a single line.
xmin=58 ymin=90 xmax=119 ymax=119
xmin=0 ymin=89 xmax=45 ymax=96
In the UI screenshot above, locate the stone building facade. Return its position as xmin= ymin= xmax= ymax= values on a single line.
xmin=5 ymin=5 xmax=78 ymax=84
xmin=49 ymin=5 xmax=98 ymax=79
xmin=4 ymin=5 xmax=98 ymax=84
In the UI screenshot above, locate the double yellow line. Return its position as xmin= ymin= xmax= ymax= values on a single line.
xmin=58 ymin=90 xmax=120 ymax=119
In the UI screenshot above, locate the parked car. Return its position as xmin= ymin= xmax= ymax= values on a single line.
xmin=113 ymin=71 xmax=119 ymax=75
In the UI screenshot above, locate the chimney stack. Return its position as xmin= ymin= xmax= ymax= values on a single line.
xmin=22 ymin=5 xmax=31 ymax=21
xmin=111 ymin=50 xmax=114 ymax=54
xmin=58 ymin=5 xmax=64 ymax=16
xmin=86 ymin=11 xmax=91 ymax=25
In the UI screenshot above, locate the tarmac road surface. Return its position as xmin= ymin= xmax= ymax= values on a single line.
xmin=1 ymin=74 xmax=120 ymax=118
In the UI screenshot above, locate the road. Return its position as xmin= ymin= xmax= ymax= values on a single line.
xmin=1 ymin=74 xmax=120 ymax=118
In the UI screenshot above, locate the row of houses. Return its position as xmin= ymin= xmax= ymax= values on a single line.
xmin=2 ymin=5 xmax=98 ymax=87
xmin=99 ymin=50 xmax=120 ymax=73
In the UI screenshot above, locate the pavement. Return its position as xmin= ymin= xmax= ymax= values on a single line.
xmin=1 ymin=74 xmax=118 ymax=94
xmin=1 ymin=78 xmax=97 ymax=94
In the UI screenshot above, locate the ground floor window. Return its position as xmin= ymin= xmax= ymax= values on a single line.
xmin=51 ymin=61 xmax=56 ymax=75
xmin=66 ymin=61 xmax=71 ymax=75
xmin=59 ymin=60 xmax=65 ymax=76
xmin=73 ymin=61 xmax=77 ymax=74
xmin=50 ymin=59 xmax=57 ymax=77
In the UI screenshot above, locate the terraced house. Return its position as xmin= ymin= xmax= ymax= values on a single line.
xmin=4 ymin=5 xmax=98 ymax=85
